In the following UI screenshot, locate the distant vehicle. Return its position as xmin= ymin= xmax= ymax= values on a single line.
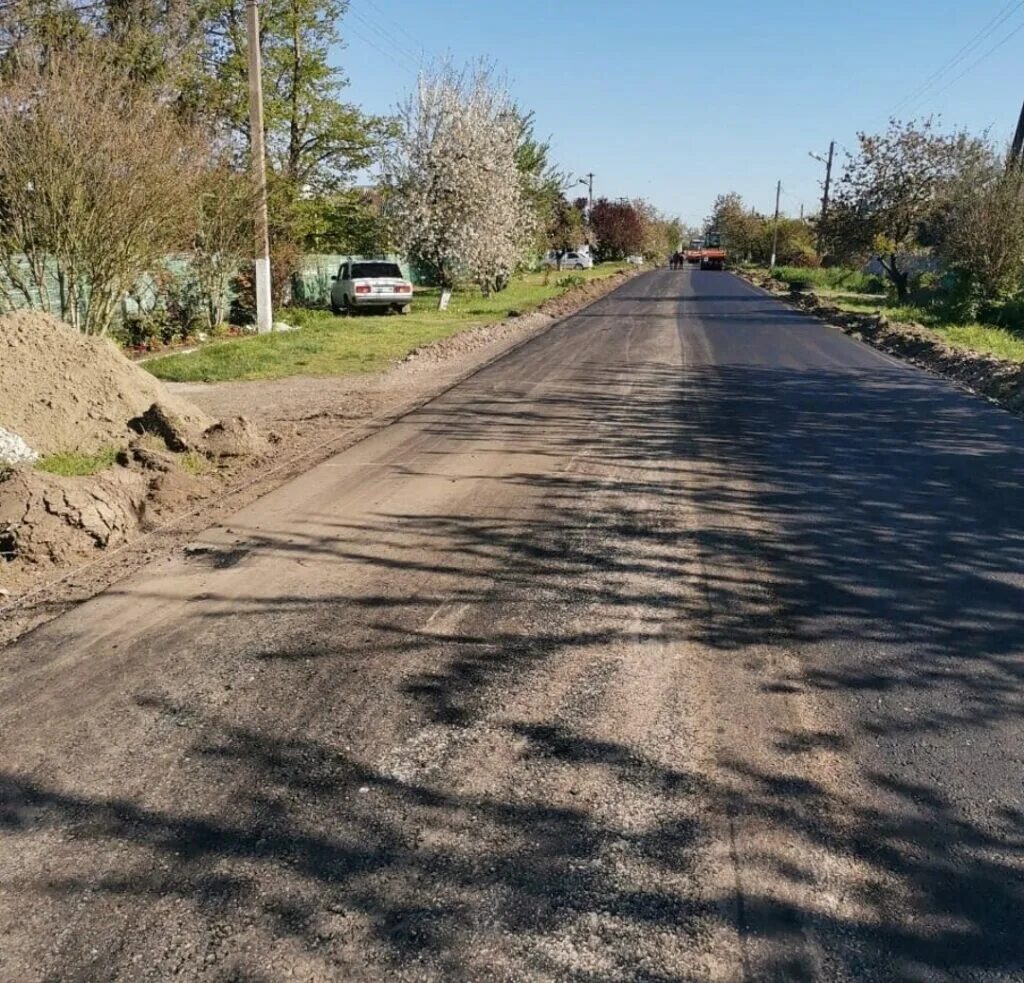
xmin=330 ymin=261 xmax=413 ymax=315
xmin=627 ymin=255 xmax=644 ymax=265
xmin=542 ymin=250 xmax=593 ymax=270
xmin=699 ymin=231 xmax=727 ymax=271
xmin=685 ymin=238 xmax=704 ymax=265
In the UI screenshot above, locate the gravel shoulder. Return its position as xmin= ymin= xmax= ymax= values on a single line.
xmin=0 ymin=271 xmax=641 ymax=647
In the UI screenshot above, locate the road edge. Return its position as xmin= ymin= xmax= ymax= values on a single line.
xmin=732 ymin=267 xmax=1024 ymax=418
xmin=0 ymin=266 xmax=651 ymax=648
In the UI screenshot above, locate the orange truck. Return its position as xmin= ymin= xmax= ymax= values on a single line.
xmin=699 ymin=232 xmax=727 ymax=271
xmin=684 ymin=237 xmax=704 ymax=265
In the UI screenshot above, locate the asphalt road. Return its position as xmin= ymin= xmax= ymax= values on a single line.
xmin=1 ymin=269 xmax=1023 ymax=982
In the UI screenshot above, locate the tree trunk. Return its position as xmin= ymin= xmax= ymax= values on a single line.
xmin=879 ymin=253 xmax=910 ymax=305
xmin=287 ymin=1 xmax=302 ymax=184
xmin=889 ymin=254 xmax=910 ymax=304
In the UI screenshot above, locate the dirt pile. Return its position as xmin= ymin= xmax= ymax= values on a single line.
xmin=0 ymin=467 xmax=149 ymax=568
xmin=0 ymin=310 xmax=212 ymax=455
xmin=738 ymin=270 xmax=1024 ymax=417
xmin=0 ymin=311 xmax=274 ymax=587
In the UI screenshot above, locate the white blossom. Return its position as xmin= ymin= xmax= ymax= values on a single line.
xmin=386 ymin=63 xmax=535 ymax=296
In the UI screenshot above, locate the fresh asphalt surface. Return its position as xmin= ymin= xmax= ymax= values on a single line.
xmin=1 ymin=268 xmax=1022 ymax=981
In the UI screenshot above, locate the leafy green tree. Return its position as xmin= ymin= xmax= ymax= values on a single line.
xmin=825 ymin=118 xmax=989 ymax=302
xmin=935 ymin=153 xmax=1024 ymax=308
xmin=754 ymin=216 xmax=816 ymax=266
xmin=203 ymin=0 xmax=387 ymax=247
xmin=0 ymin=0 xmax=90 ymax=71
xmin=512 ymin=110 xmax=566 ymax=254
xmin=546 ymin=197 xmax=586 ymax=263
xmin=705 ymin=192 xmax=764 ymax=261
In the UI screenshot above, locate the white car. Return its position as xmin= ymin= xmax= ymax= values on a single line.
xmin=542 ymin=250 xmax=593 ymax=270
xmin=330 ymin=260 xmax=413 ymax=315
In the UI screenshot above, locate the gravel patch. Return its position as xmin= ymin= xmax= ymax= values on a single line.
xmin=0 ymin=425 xmax=37 ymax=466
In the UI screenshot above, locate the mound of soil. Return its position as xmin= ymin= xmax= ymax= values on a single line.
xmin=0 ymin=312 xmax=271 ymax=586
xmin=0 ymin=310 xmax=211 ymax=455
xmin=0 ymin=467 xmax=149 ymax=567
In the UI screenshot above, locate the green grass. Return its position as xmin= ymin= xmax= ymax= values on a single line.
xmin=770 ymin=265 xmax=886 ymax=294
xmin=745 ymin=262 xmax=1024 ymax=363
xmin=146 ymin=263 xmax=633 ymax=384
xmin=37 ymin=446 xmax=119 ymax=477
xmin=179 ymin=451 xmax=209 ymax=476
xmin=813 ymin=286 xmax=1024 ymax=363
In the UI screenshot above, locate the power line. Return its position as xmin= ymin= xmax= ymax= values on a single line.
xmin=910 ymin=18 xmax=1024 ymax=112
xmin=892 ymin=0 xmax=1024 ymax=114
xmin=344 ymin=21 xmax=420 ymax=80
xmin=355 ymin=0 xmax=426 ymax=66
xmin=347 ymin=6 xmax=423 ymax=72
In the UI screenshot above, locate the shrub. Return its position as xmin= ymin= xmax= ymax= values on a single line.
xmin=786 ymin=247 xmax=822 ymax=268
xmin=230 ymin=241 xmax=304 ymax=324
xmin=986 ymin=295 xmax=1024 ymax=332
xmin=556 ymin=274 xmax=586 ymax=290
xmin=771 ymin=265 xmax=885 ymax=294
xmin=163 ymin=274 xmax=206 ymax=340
xmin=122 ymin=309 xmax=173 ymax=349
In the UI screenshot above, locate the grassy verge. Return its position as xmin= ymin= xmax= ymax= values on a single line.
xmin=146 ymin=263 xmax=632 ymax=384
xmin=763 ymin=265 xmax=1024 ymax=363
xmin=816 ymin=290 xmax=1024 ymax=362
xmin=37 ymin=447 xmax=119 ymax=477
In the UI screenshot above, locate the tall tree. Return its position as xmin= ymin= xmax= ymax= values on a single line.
xmin=705 ymin=192 xmax=763 ymax=261
xmin=204 ymin=0 xmax=386 ymax=249
xmin=386 ymin=62 xmax=535 ymax=296
xmin=0 ymin=0 xmax=90 ymax=70
xmin=589 ymin=199 xmax=645 ymax=260
xmin=512 ymin=110 xmax=566 ymax=254
xmin=546 ymin=197 xmax=586 ymax=265
xmin=826 ymin=118 xmax=989 ymax=302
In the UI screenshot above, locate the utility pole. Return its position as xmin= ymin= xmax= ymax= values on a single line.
xmin=1009 ymin=99 xmax=1024 ymax=169
xmin=810 ymin=140 xmax=835 ymax=254
xmin=577 ymin=172 xmax=594 ymax=214
xmin=770 ymin=180 xmax=781 ymax=270
xmin=246 ymin=0 xmax=273 ymax=334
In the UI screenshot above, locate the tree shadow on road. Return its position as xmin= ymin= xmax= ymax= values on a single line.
xmin=3 ymin=311 xmax=1024 ymax=979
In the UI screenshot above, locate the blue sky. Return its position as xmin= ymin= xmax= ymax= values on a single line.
xmin=337 ymin=0 xmax=1024 ymax=226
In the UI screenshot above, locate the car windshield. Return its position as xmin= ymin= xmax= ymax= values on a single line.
xmin=351 ymin=262 xmax=403 ymax=279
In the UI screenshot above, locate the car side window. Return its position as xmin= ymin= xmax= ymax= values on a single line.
xmin=339 ymin=264 xmax=349 ymax=280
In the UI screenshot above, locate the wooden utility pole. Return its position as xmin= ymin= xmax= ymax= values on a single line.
xmin=1009 ymin=99 xmax=1024 ymax=169
xmin=810 ymin=140 xmax=835 ymax=254
xmin=579 ymin=172 xmax=594 ymax=214
xmin=770 ymin=180 xmax=782 ymax=270
xmin=246 ymin=0 xmax=273 ymax=334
